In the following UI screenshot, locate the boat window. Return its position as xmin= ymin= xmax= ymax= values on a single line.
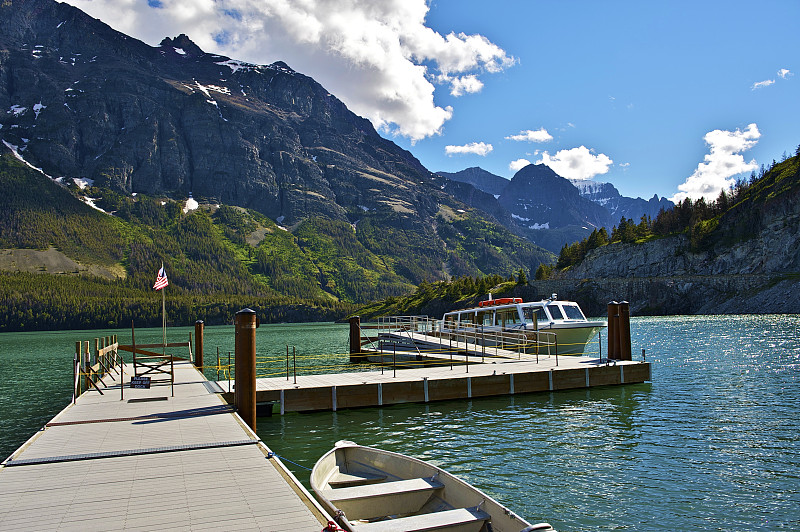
xmin=497 ymin=309 xmax=522 ymax=327
xmin=444 ymin=315 xmax=455 ymax=329
xmin=522 ymin=307 xmax=548 ymax=323
xmin=562 ymin=304 xmax=586 ymax=320
xmin=478 ymin=311 xmax=494 ymax=327
xmin=547 ymin=305 xmax=564 ymax=320
xmin=459 ymin=312 xmax=476 ymax=327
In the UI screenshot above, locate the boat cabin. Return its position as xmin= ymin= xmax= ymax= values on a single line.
xmin=442 ymin=297 xmax=590 ymax=332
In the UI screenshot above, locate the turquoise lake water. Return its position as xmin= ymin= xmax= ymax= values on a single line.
xmin=1 ymin=315 xmax=798 ymax=530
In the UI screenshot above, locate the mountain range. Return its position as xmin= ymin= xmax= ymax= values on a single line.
xmin=0 ymin=0 xmax=561 ymax=330
xmin=439 ymin=165 xmax=673 ymax=251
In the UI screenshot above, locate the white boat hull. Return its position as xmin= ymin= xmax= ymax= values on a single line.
xmin=535 ymin=322 xmax=605 ymax=355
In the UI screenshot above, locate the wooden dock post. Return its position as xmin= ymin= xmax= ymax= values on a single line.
xmin=607 ymin=301 xmax=620 ymax=360
xmin=349 ymin=316 xmax=362 ymax=363
xmin=235 ymin=308 xmax=259 ymax=431
xmin=619 ymin=301 xmax=632 ymax=361
xmin=195 ymin=320 xmax=204 ymax=371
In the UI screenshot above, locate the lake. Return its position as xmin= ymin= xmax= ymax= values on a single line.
xmin=1 ymin=315 xmax=798 ymax=531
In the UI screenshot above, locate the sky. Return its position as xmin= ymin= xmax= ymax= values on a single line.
xmin=63 ymin=0 xmax=799 ymax=202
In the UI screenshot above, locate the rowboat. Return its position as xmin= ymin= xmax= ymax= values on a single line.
xmin=311 ymin=441 xmax=555 ymax=532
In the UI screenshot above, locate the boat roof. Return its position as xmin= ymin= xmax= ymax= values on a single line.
xmin=444 ymin=298 xmax=582 ymax=314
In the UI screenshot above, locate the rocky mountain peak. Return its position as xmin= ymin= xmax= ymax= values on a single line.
xmin=437 ymin=167 xmax=509 ymax=197
xmin=159 ymin=34 xmax=206 ymax=58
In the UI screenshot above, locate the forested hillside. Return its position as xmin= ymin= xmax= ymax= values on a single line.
xmin=542 ymin=149 xmax=800 ymax=277
xmin=0 ymin=149 xmax=552 ymax=331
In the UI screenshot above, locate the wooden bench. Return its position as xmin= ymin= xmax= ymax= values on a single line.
xmin=353 ymin=507 xmax=491 ymax=532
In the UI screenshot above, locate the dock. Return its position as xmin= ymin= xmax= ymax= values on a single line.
xmin=0 ymin=307 xmax=650 ymax=530
xmin=0 ymin=358 xmax=331 ymax=531
xmin=218 ymin=354 xmax=651 ymax=414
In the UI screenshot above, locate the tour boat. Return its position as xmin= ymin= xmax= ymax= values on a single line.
xmin=311 ymin=441 xmax=555 ymax=532
xmin=441 ymin=295 xmax=606 ymax=355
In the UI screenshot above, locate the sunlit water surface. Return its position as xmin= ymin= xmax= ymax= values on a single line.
xmin=1 ymin=316 xmax=798 ymax=530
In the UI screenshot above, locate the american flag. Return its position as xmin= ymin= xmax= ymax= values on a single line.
xmin=153 ymin=264 xmax=169 ymax=290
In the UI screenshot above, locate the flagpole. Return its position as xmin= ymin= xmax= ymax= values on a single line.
xmin=153 ymin=263 xmax=169 ymax=353
xmin=162 ymin=285 xmax=166 ymax=351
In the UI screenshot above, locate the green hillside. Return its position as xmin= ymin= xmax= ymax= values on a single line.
xmin=0 ymin=150 xmax=552 ymax=331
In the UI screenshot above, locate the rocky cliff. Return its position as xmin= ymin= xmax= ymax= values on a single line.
xmin=548 ymin=155 xmax=800 ymax=314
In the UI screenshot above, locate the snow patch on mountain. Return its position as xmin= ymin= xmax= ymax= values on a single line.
xmin=216 ymin=59 xmax=256 ymax=74
xmin=183 ymin=197 xmax=199 ymax=213
xmin=73 ymin=177 xmax=94 ymax=189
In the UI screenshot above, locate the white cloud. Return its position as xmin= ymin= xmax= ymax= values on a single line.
xmin=778 ymin=68 xmax=792 ymax=79
xmin=752 ymin=79 xmax=775 ymax=90
xmin=536 ymin=146 xmax=613 ymax=180
xmin=509 ymin=158 xmax=531 ymax=172
xmin=63 ymin=0 xmax=514 ymax=141
xmin=445 ymin=142 xmax=493 ymax=156
xmin=619 ymin=162 xmax=630 ymax=168
xmin=505 ymin=128 xmax=553 ymax=143
xmin=447 ymin=74 xmax=483 ymax=96
xmin=670 ymin=123 xmax=760 ymax=203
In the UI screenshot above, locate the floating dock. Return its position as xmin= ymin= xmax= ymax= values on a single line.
xmin=217 ymin=355 xmax=651 ymax=414
xmin=0 ymin=359 xmax=330 ymax=531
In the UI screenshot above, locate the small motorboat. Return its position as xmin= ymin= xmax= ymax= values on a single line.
xmin=311 ymin=441 xmax=555 ymax=532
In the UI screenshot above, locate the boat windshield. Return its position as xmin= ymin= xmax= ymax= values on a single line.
xmin=562 ymin=304 xmax=586 ymax=320
xmin=547 ymin=305 xmax=564 ymax=320
xmin=522 ymin=306 xmax=548 ymax=323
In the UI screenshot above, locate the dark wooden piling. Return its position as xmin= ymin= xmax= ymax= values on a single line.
xmin=349 ymin=316 xmax=363 ymax=363
xmin=607 ymin=301 xmax=620 ymax=359
xmin=235 ymin=308 xmax=259 ymax=431
xmin=619 ymin=301 xmax=632 ymax=361
xmin=194 ymin=320 xmax=204 ymax=370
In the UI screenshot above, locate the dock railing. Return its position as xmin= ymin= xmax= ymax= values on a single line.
xmin=73 ymin=335 xmax=125 ymax=402
xmin=183 ymin=317 xmax=601 ymax=386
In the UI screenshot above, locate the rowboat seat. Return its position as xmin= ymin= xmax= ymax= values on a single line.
xmin=325 ymin=478 xmax=444 ymax=521
xmin=352 ymin=507 xmax=491 ymax=532
xmin=326 ymin=477 xmax=443 ymax=502
xmin=329 ymin=472 xmax=388 ymax=488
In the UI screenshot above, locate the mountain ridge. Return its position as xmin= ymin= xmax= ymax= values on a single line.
xmin=438 ymin=165 xmax=675 ymax=252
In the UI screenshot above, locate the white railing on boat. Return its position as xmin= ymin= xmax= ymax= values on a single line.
xmin=373 ymin=315 xmax=560 ymax=362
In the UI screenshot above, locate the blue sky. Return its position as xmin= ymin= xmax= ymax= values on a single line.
xmin=65 ymin=0 xmax=799 ymax=201
xmin=407 ymin=0 xmax=799 ymax=200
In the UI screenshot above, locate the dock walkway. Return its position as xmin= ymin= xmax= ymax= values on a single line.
xmin=0 ymin=361 xmax=329 ymax=531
